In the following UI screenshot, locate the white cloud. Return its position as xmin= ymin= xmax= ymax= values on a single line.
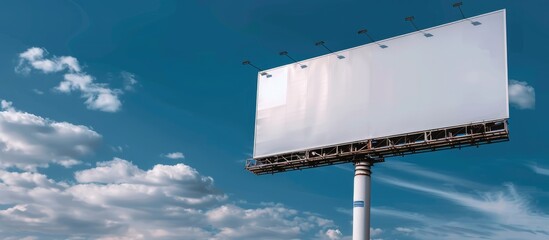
xmin=528 ymin=163 xmax=549 ymax=176
xmin=395 ymin=227 xmax=413 ymax=234
xmin=16 ymin=47 xmax=123 ymax=112
xmin=370 ymin=227 xmax=383 ymax=237
xmin=382 ymin=161 xmax=484 ymax=189
xmin=324 ymin=229 xmax=343 ymax=240
xmin=32 ymin=89 xmax=44 ymax=95
xmin=509 ymin=79 xmax=535 ymax=109
xmin=111 ymin=146 xmax=124 ymax=153
xmin=16 ymin=47 xmax=81 ymax=74
xmin=1 ymin=100 xmax=14 ymax=111
xmin=58 ymin=73 xmax=122 ymax=112
xmin=0 ymin=100 xmax=101 ymax=170
xmin=207 ymin=203 xmax=335 ymax=240
xmin=335 ymin=207 xmax=352 ymax=216
xmin=372 ymin=208 xmax=430 ymax=223
xmin=163 ymin=152 xmax=185 ymax=159
xmin=0 ymin=103 xmax=343 ymax=239
xmin=375 ymin=205 xmax=549 ymax=240
xmin=121 ymin=71 xmax=138 ymax=91
xmin=378 ymin=177 xmax=526 ymax=218
xmin=0 ymin=158 xmax=340 ymax=239
xmin=376 ymin=168 xmax=549 ymax=239
xmin=74 ymin=158 xmax=141 ymax=184
xmin=54 ymin=159 xmax=83 ymax=168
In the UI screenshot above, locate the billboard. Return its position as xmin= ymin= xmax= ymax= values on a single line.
xmin=254 ymin=10 xmax=508 ymax=158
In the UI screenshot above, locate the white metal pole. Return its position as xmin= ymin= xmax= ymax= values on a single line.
xmin=353 ymin=161 xmax=372 ymax=240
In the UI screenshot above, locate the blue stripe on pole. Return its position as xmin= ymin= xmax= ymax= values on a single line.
xmin=353 ymin=201 xmax=365 ymax=207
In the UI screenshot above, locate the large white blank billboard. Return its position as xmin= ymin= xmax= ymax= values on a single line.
xmin=254 ymin=10 xmax=508 ymax=158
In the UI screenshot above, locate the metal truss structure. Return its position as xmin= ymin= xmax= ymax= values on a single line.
xmin=246 ymin=119 xmax=509 ymax=175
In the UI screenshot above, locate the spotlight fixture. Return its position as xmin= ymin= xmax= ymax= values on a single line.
xmin=315 ymin=41 xmax=345 ymax=59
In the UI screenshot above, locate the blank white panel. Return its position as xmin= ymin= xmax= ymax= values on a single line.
xmin=254 ymin=10 xmax=508 ymax=158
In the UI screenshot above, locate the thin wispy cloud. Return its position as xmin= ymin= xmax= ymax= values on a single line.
xmin=509 ymin=79 xmax=535 ymax=109
xmin=111 ymin=145 xmax=124 ymax=153
xmin=121 ymin=71 xmax=139 ymax=91
xmin=382 ymin=161 xmax=485 ymax=189
xmin=395 ymin=227 xmax=413 ymax=234
xmin=372 ymin=207 xmax=431 ymax=224
xmin=375 ymin=166 xmax=549 ymax=239
xmin=333 ymin=164 xmax=353 ymax=172
xmin=373 ymin=207 xmax=493 ymax=239
xmin=163 ymin=152 xmax=185 ymax=159
xmin=378 ymin=176 xmax=527 ymax=217
xmin=335 ymin=207 xmax=352 ymax=216
xmin=528 ymin=163 xmax=549 ymax=176
xmin=16 ymin=47 xmax=123 ymax=112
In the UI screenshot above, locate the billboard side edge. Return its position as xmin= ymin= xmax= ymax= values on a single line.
xmin=252 ymin=72 xmax=260 ymax=158
xmin=504 ymin=9 xmax=510 ymax=118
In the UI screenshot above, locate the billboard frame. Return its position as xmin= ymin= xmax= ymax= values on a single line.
xmin=252 ymin=10 xmax=508 ymax=159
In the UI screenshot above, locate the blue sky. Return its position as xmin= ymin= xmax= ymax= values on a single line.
xmin=0 ymin=0 xmax=546 ymax=239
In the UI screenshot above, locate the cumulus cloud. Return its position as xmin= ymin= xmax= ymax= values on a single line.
xmin=0 ymin=100 xmax=101 ymax=170
xmin=1 ymin=100 xmax=14 ymax=111
xmin=16 ymin=47 xmax=123 ymax=112
xmin=0 ymin=102 xmax=342 ymax=239
xmin=16 ymin=47 xmax=81 ymax=74
xmin=0 ymin=158 xmax=339 ymax=239
xmin=57 ymin=73 xmax=122 ymax=112
xmin=207 ymin=203 xmax=335 ymax=240
xmin=509 ymin=80 xmax=535 ymax=109
xmin=323 ymin=228 xmax=343 ymax=240
xmin=163 ymin=152 xmax=185 ymax=159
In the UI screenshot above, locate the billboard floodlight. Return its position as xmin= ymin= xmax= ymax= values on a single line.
xmin=279 ymin=51 xmax=307 ymax=68
xmin=357 ymin=29 xmax=388 ymax=49
xmin=452 ymin=2 xmax=463 ymax=7
xmin=453 ymin=2 xmax=482 ymax=26
xmin=242 ymin=60 xmax=271 ymax=78
xmin=405 ymin=16 xmax=434 ymax=37
xmin=315 ymin=41 xmax=345 ymax=59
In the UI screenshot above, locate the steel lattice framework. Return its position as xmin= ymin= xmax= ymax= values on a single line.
xmin=246 ymin=119 xmax=509 ymax=175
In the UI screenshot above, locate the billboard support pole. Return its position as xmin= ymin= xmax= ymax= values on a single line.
xmin=353 ymin=159 xmax=373 ymax=240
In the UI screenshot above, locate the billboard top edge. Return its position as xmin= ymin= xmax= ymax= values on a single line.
xmin=260 ymin=9 xmax=505 ymax=74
